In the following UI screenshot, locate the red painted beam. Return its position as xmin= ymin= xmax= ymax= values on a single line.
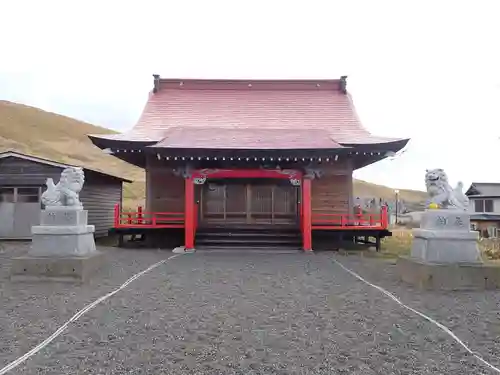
xmin=302 ymin=178 xmax=312 ymax=251
xmin=192 ymin=168 xmax=302 ymax=180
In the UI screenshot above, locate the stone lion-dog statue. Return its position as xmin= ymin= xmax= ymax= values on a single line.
xmin=41 ymin=167 xmax=85 ymax=208
xmin=425 ymin=168 xmax=469 ymax=210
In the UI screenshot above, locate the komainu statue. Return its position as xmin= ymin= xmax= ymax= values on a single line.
xmin=425 ymin=168 xmax=469 ymax=210
xmin=41 ymin=167 xmax=85 ymax=208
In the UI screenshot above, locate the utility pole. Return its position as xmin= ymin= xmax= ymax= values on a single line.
xmin=394 ymin=189 xmax=400 ymax=225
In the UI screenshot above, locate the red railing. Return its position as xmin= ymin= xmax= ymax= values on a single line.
xmin=311 ymin=206 xmax=388 ymax=230
xmin=113 ymin=204 xmax=388 ymax=231
xmin=113 ymin=204 xmax=185 ymax=229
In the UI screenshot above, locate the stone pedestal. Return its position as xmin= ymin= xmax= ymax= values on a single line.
xmin=396 ymin=209 xmax=500 ymax=290
xmin=396 ymin=256 xmax=500 ymax=291
xmin=411 ymin=209 xmax=481 ymax=264
xmin=11 ymin=207 xmax=103 ymax=283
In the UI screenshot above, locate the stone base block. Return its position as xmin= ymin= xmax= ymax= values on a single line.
xmin=10 ymin=252 xmax=104 ymax=283
xmin=30 ymin=228 xmax=96 ymax=257
xmin=40 ymin=208 xmax=88 ymax=226
xmin=173 ymin=246 xmax=195 ymax=254
xmin=396 ymin=256 xmax=500 ymax=291
xmin=411 ymin=228 xmax=481 ymax=263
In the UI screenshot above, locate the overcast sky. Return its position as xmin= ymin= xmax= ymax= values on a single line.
xmin=1 ymin=0 xmax=499 ymax=191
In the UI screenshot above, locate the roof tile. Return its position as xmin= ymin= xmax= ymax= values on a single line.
xmin=151 ymin=127 xmax=343 ymax=149
xmin=91 ymin=79 xmax=404 ymax=147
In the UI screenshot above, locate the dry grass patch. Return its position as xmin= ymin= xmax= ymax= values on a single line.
xmin=379 ymin=229 xmax=413 ymax=258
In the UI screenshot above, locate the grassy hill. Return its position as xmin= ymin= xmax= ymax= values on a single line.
xmin=353 ymin=179 xmax=427 ymax=204
xmin=0 ymin=101 xmax=426 ymax=208
xmin=0 ymin=100 xmax=145 ymax=207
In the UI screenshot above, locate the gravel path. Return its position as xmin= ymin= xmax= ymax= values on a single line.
xmin=1 ymin=242 xmax=500 ymax=374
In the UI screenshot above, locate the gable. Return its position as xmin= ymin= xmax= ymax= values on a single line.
xmin=466 ymin=183 xmax=500 ymax=197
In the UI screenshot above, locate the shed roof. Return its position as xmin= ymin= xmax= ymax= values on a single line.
xmin=470 ymin=214 xmax=500 ymax=221
xmin=0 ymin=150 xmax=133 ymax=183
xmin=466 ymin=182 xmax=500 ymax=197
xmin=89 ymin=77 xmax=408 ymax=150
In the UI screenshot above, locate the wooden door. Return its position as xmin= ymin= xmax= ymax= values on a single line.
xmin=201 ymin=181 xmax=298 ymax=226
xmin=272 ymin=185 xmax=298 ymax=224
xmin=249 ymin=185 xmax=273 ymax=224
xmin=202 ymin=184 xmax=226 ymax=223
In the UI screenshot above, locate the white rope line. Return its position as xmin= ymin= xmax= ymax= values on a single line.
xmin=0 ymin=254 xmax=181 ymax=375
xmin=332 ymin=257 xmax=500 ymax=374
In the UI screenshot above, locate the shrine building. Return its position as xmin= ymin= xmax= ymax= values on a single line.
xmin=88 ymin=76 xmax=409 ymax=251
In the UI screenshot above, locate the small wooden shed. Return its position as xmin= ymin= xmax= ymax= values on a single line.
xmin=0 ymin=150 xmax=132 ymax=239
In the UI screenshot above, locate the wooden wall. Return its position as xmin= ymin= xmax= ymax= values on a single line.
xmin=0 ymin=156 xmax=61 ymax=185
xmin=79 ymin=174 xmax=123 ymax=237
xmin=0 ymin=156 xmax=123 ymax=238
xmin=145 ymin=157 xmax=354 ymax=216
xmin=311 ymin=161 xmax=353 ymax=215
xmin=146 ymin=158 xmax=185 ymax=213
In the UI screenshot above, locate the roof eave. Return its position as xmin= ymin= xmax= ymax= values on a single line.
xmin=340 ymin=138 xmax=410 ymax=152
xmin=0 ymin=150 xmax=133 ymax=183
xmin=347 ymin=139 xmax=410 ymax=170
xmin=87 ymin=134 xmax=156 ymax=150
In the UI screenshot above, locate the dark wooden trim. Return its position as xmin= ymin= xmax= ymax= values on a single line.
xmin=89 ymin=137 xmax=409 ymax=159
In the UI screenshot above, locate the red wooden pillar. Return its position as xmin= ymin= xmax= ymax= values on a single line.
xmin=184 ymin=177 xmax=195 ymax=250
xmin=302 ymin=178 xmax=312 ymax=251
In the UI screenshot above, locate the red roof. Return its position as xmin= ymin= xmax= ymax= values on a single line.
xmin=91 ymin=78 xmax=404 ymax=148
xmin=151 ymin=127 xmax=343 ymax=149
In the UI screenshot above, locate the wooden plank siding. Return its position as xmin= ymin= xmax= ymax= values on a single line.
xmin=0 ymin=156 xmax=62 ymax=185
xmin=79 ymin=179 xmax=122 ymax=237
xmin=146 ymin=164 xmax=185 ymax=213
xmin=0 ymin=156 xmax=124 ymax=238
xmin=145 ymin=155 xmax=355 ymax=219
xmin=311 ymin=163 xmax=353 ymax=216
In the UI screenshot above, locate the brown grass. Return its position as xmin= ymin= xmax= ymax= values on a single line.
xmin=353 ymin=179 xmax=427 ymax=202
xmin=0 ymin=101 xmax=427 ymax=209
xmin=0 ymin=101 xmax=145 ymax=208
xmin=380 ymin=228 xmax=500 ymax=261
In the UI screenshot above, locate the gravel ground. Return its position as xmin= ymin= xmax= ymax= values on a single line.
xmin=1 ymin=242 xmax=500 ymax=374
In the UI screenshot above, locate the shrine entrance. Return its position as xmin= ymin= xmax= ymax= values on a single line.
xmin=200 ymin=179 xmax=299 ymax=226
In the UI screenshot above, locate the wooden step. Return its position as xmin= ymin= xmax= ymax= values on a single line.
xmin=195 ymin=246 xmax=302 ymax=253
xmin=196 ymin=231 xmax=299 ymax=239
xmin=195 ymin=228 xmax=302 ymax=249
xmin=196 ymin=237 xmax=301 ymax=245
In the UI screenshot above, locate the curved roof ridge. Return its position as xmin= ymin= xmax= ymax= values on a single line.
xmin=89 ymin=75 xmax=409 ymax=148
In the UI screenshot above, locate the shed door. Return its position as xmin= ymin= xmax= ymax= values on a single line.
xmin=14 ymin=187 xmax=42 ymax=238
xmin=0 ymin=187 xmax=15 ymax=237
xmin=0 ymin=187 xmax=41 ymax=238
xmin=0 ymin=188 xmax=15 ymax=237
